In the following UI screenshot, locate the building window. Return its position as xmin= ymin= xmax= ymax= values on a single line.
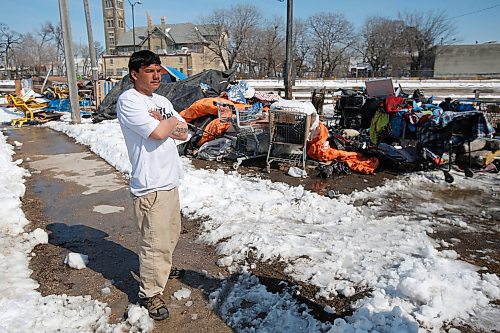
xmin=179 ymin=68 xmax=184 ymax=73
xmin=105 ymin=0 xmax=113 ymax=8
xmin=109 ymin=59 xmax=113 ymax=65
xmin=109 ymin=37 xmax=115 ymax=46
xmin=179 ymin=57 xmax=183 ymax=64
xmin=107 ymin=19 xmax=114 ymax=28
xmin=118 ymin=19 xmax=123 ymax=28
xmin=106 ymin=69 xmax=114 ymax=77
xmin=117 ymin=0 xmax=123 ymax=9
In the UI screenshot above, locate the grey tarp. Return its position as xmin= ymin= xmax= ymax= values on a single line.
xmin=92 ymin=68 xmax=236 ymax=123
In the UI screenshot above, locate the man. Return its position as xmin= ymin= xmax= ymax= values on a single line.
xmin=116 ymin=50 xmax=188 ymax=321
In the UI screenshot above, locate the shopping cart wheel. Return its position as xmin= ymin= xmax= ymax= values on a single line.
xmin=266 ymin=165 xmax=271 ymax=173
xmin=232 ymin=161 xmax=241 ymax=170
xmin=444 ymin=171 xmax=454 ymax=183
xmin=464 ymin=168 xmax=474 ymax=178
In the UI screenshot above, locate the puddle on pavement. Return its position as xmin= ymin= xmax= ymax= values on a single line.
xmin=306 ymin=180 xmax=332 ymax=196
xmin=6 ymin=127 xmax=88 ymax=155
xmin=432 ymin=187 xmax=486 ymax=204
xmin=378 ymin=182 xmax=499 ymax=232
xmin=33 ymin=179 xmax=63 ymax=195
xmin=6 ymin=126 xmax=148 ymax=319
xmin=29 ymin=151 xmax=124 ymax=194
xmin=7 ymin=127 xmax=125 ymax=195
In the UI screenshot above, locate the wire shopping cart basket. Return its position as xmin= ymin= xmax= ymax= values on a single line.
xmin=214 ymin=101 xmax=267 ymax=170
xmin=266 ymin=106 xmax=312 ymax=173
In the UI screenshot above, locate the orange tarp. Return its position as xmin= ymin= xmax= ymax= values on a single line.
xmin=180 ymin=97 xmax=254 ymax=146
xmin=306 ymin=123 xmax=379 ymax=174
xmin=197 ymin=118 xmax=232 ymax=146
xmin=179 ymin=97 xmax=249 ymax=123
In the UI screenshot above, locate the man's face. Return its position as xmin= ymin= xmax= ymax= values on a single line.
xmin=131 ymin=64 xmax=161 ymax=95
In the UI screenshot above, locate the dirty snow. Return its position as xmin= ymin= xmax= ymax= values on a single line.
xmin=64 ymin=252 xmax=89 ymax=270
xmin=173 ymin=287 xmax=192 ymax=300
xmin=1 ymin=87 xmax=499 ymax=333
xmin=43 ymin=112 xmax=500 ymax=332
xmin=0 ymin=108 xmax=154 ymax=332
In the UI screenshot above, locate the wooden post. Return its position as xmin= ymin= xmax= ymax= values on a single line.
xmin=15 ymin=80 xmax=21 ymax=95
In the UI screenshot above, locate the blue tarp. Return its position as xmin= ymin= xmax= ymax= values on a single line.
xmin=161 ymin=65 xmax=187 ymax=83
xmin=45 ymin=99 xmax=92 ymax=117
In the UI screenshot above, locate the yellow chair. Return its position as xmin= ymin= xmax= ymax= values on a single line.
xmin=53 ymin=85 xmax=69 ymax=99
xmin=7 ymin=95 xmax=42 ymax=127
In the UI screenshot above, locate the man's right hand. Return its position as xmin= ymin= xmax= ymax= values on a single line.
xmin=170 ymin=121 xmax=188 ymax=140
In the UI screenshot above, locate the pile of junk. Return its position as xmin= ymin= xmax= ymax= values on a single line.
xmin=326 ymin=78 xmax=499 ymax=182
xmin=93 ymin=71 xmax=499 ymax=183
xmin=4 ymin=81 xmax=95 ymax=127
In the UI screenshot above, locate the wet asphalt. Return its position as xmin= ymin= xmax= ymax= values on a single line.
xmin=7 ymin=125 xmax=140 ymax=307
xmin=5 ymin=126 xmax=233 ymax=332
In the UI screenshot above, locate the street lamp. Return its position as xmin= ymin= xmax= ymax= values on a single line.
xmin=128 ymin=0 xmax=142 ymax=52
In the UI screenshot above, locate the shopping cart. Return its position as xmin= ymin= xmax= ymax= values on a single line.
xmin=266 ymin=107 xmax=312 ymax=173
xmin=417 ymin=111 xmax=494 ymax=183
xmin=214 ymin=101 xmax=267 ymax=170
xmin=335 ymin=89 xmax=366 ymax=129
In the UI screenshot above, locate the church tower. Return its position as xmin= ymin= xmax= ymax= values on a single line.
xmin=102 ymin=0 xmax=126 ymax=55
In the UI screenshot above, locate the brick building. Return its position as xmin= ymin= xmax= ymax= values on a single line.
xmin=101 ymin=1 xmax=225 ymax=78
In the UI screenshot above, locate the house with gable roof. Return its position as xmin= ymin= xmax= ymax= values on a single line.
xmin=102 ymin=15 xmax=226 ymax=78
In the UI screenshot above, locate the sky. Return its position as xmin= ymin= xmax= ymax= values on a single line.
xmin=1 ymin=0 xmax=500 ymax=49
xmin=1 ymin=81 xmax=500 ymax=331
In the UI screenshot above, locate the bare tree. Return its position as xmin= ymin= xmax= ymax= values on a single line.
xmin=0 ymin=23 xmax=22 ymax=79
xmin=41 ymin=22 xmax=65 ymax=75
xmin=11 ymin=33 xmax=38 ymax=76
xmin=35 ymin=22 xmax=55 ymax=73
xmin=13 ymin=30 xmax=58 ymax=76
xmin=237 ymin=25 xmax=261 ymax=77
xmin=199 ymin=4 xmax=261 ymax=70
xmin=72 ymin=42 xmax=86 ymax=77
xmin=398 ymin=11 xmax=456 ymax=77
xmin=293 ymin=18 xmax=311 ymax=77
xmin=254 ymin=18 xmax=284 ymax=78
xmin=359 ymin=17 xmax=406 ymax=76
xmin=308 ymin=13 xmax=355 ymax=77
xmin=94 ymin=41 xmax=105 ymax=59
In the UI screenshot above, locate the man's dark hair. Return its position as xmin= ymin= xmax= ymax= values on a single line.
xmin=128 ymin=50 xmax=161 ymax=74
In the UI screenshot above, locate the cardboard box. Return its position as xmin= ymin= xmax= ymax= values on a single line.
xmin=365 ymin=78 xmax=395 ymax=98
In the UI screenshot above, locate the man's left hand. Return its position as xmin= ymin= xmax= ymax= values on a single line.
xmin=149 ymin=109 xmax=163 ymax=121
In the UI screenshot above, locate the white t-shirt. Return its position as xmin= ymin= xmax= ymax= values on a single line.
xmin=116 ymin=88 xmax=185 ymax=196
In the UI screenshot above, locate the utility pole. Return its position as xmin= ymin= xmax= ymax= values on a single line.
xmin=58 ymin=0 xmax=81 ymax=123
xmin=284 ymin=0 xmax=293 ymax=99
xmin=83 ymin=0 xmax=99 ymax=83
xmin=83 ymin=0 xmax=99 ymax=109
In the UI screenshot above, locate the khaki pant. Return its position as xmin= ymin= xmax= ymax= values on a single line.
xmin=132 ymin=188 xmax=181 ymax=298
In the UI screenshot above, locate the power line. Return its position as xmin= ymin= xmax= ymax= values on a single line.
xmin=450 ymin=3 xmax=500 ymax=19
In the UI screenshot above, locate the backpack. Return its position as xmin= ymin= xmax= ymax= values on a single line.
xmin=382 ymin=96 xmax=404 ymax=113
